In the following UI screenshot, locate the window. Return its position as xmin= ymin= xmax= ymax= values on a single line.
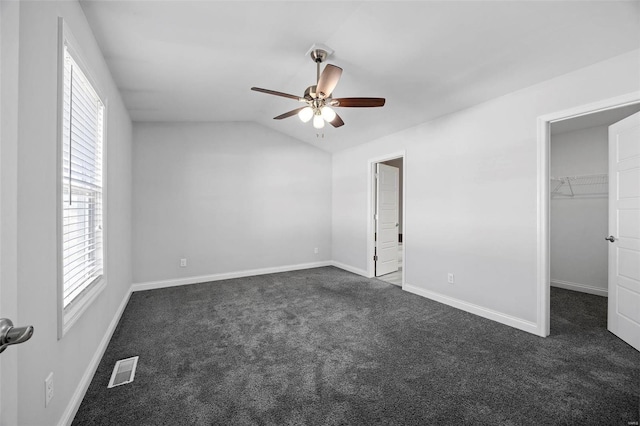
xmin=58 ymin=30 xmax=106 ymax=335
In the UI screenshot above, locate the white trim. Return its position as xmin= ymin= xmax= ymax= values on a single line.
xmin=56 ymin=17 xmax=65 ymax=340
xmin=61 ymin=279 xmax=106 ymax=336
xmin=536 ymin=91 xmax=640 ymax=339
xmin=56 ymin=18 xmax=110 ymax=338
xmin=536 ymin=116 xmax=550 ymax=337
xmin=538 ymin=92 xmax=640 ymax=125
xmin=404 ymin=283 xmax=539 ymax=335
xmin=58 ymin=287 xmax=132 ymax=426
xmin=58 ymin=19 xmax=106 ymax=102
xmin=551 ymin=279 xmax=608 ymax=297
xmin=367 ymin=151 xmax=406 ymax=280
xmin=330 ymin=261 xmax=369 ymax=277
xmin=131 ymin=261 xmax=332 ymax=292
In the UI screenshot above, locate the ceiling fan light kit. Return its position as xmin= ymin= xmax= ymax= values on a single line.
xmin=313 ymin=113 xmax=325 ymax=129
xmin=251 ymin=44 xmax=385 ymax=131
xmin=321 ymin=106 xmax=337 ymax=122
xmin=298 ymin=106 xmax=314 ymax=123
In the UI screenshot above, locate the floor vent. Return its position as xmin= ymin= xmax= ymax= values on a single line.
xmin=107 ymin=356 xmax=139 ymax=388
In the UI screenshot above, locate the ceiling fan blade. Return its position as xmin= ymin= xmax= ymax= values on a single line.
xmin=316 ymin=64 xmax=343 ymax=98
xmin=332 ymin=97 xmax=386 ymax=108
xmin=274 ymin=107 xmax=306 ymax=120
xmin=251 ymin=87 xmax=304 ymax=102
xmin=329 ymin=113 xmax=344 ymax=128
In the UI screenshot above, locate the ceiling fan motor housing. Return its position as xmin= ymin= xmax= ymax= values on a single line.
xmin=304 ymin=85 xmax=318 ymax=100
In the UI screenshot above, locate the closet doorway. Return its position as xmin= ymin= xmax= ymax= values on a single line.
xmin=548 ymin=102 xmax=640 ymax=349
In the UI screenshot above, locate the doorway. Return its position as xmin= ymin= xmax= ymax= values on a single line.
xmin=367 ymin=152 xmax=405 ymax=287
xmin=538 ymin=94 xmax=640 ymax=351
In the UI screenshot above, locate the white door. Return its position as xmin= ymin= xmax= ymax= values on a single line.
xmin=608 ymin=111 xmax=640 ymax=352
xmin=375 ymin=164 xmax=399 ymax=276
xmin=1 ymin=2 xmax=20 ymax=423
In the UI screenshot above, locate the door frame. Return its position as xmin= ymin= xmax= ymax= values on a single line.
xmin=536 ymin=91 xmax=640 ymax=337
xmin=367 ymin=151 xmax=406 ymax=286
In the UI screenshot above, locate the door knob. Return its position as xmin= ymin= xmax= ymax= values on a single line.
xmin=0 ymin=318 xmax=34 ymax=354
xmin=605 ymin=235 xmax=616 ymax=243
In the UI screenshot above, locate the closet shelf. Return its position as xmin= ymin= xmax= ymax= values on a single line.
xmin=550 ymin=173 xmax=608 ymax=198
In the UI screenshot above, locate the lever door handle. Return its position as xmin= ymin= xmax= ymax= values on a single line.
xmin=605 ymin=235 xmax=616 ymax=243
xmin=0 ymin=318 xmax=34 ymax=354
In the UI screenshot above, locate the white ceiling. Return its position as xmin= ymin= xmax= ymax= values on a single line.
xmin=80 ymin=1 xmax=640 ymax=152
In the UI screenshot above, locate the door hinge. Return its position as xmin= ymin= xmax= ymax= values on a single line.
xmin=373 ymin=255 xmax=378 ymax=261
xmin=375 ymin=172 xmax=379 ymax=179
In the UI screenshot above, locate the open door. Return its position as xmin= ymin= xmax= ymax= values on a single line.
xmin=1 ymin=3 xmax=21 ymax=423
xmin=607 ymin=111 xmax=640 ymax=351
xmin=375 ymin=163 xmax=399 ymax=276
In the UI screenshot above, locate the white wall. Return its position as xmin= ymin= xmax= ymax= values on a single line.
xmin=332 ymin=50 xmax=640 ymax=331
xmin=550 ymin=125 xmax=608 ymax=295
xmin=14 ymin=2 xmax=132 ymax=425
xmin=132 ymin=122 xmax=332 ymax=284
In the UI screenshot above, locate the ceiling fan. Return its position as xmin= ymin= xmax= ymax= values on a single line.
xmin=251 ymin=47 xmax=385 ymax=129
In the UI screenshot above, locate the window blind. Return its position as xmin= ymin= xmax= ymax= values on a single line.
xmin=61 ymin=46 xmax=104 ymax=309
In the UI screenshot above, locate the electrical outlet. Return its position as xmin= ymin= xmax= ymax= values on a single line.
xmin=45 ymin=372 xmax=54 ymax=408
xmin=314 ymin=247 xmax=319 ymax=254
xmin=180 ymin=258 xmax=187 ymax=267
xmin=447 ymin=273 xmax=455 ymax=284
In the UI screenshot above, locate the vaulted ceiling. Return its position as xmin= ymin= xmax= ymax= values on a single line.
xmin=80 ymin=1 xmax=640 ymax=152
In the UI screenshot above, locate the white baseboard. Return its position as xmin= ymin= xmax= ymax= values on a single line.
xmin=403 ymin=283 xmax=539 ymax=335
xmin=131 ymin=261 xmax=333 ymax=292
xmin=551 ymin=279 xmax=608 ymax=297
xmin=330 ymin=261 xmax=369 ymax=277
xmin=59 ymin=287 xmax=132 ymax=426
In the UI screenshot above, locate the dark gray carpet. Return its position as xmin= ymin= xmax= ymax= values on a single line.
xmin=73 ymin=267 xmax=639 ymax=425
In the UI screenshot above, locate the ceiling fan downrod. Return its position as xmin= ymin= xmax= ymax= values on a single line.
xmin=310 ymin=48 xmax=328 ymax=84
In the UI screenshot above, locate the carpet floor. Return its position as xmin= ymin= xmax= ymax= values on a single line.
xmin=73 ymin=267 xmax=639 ymax=425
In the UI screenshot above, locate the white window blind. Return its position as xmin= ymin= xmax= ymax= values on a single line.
xmin=61 ymin=45 xmax=105 ymax=310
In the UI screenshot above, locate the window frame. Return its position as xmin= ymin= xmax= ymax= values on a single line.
xmin=56 ymin=19 xmax=108 ymax=338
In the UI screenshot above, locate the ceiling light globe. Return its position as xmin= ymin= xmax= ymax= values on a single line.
xmin=313 ymin=114 xmax=325 ymax=129
xmin=321 ymin=106 xmax=336 ymax=122
xmin=298 ymin=107 xmax=314 ymax=123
